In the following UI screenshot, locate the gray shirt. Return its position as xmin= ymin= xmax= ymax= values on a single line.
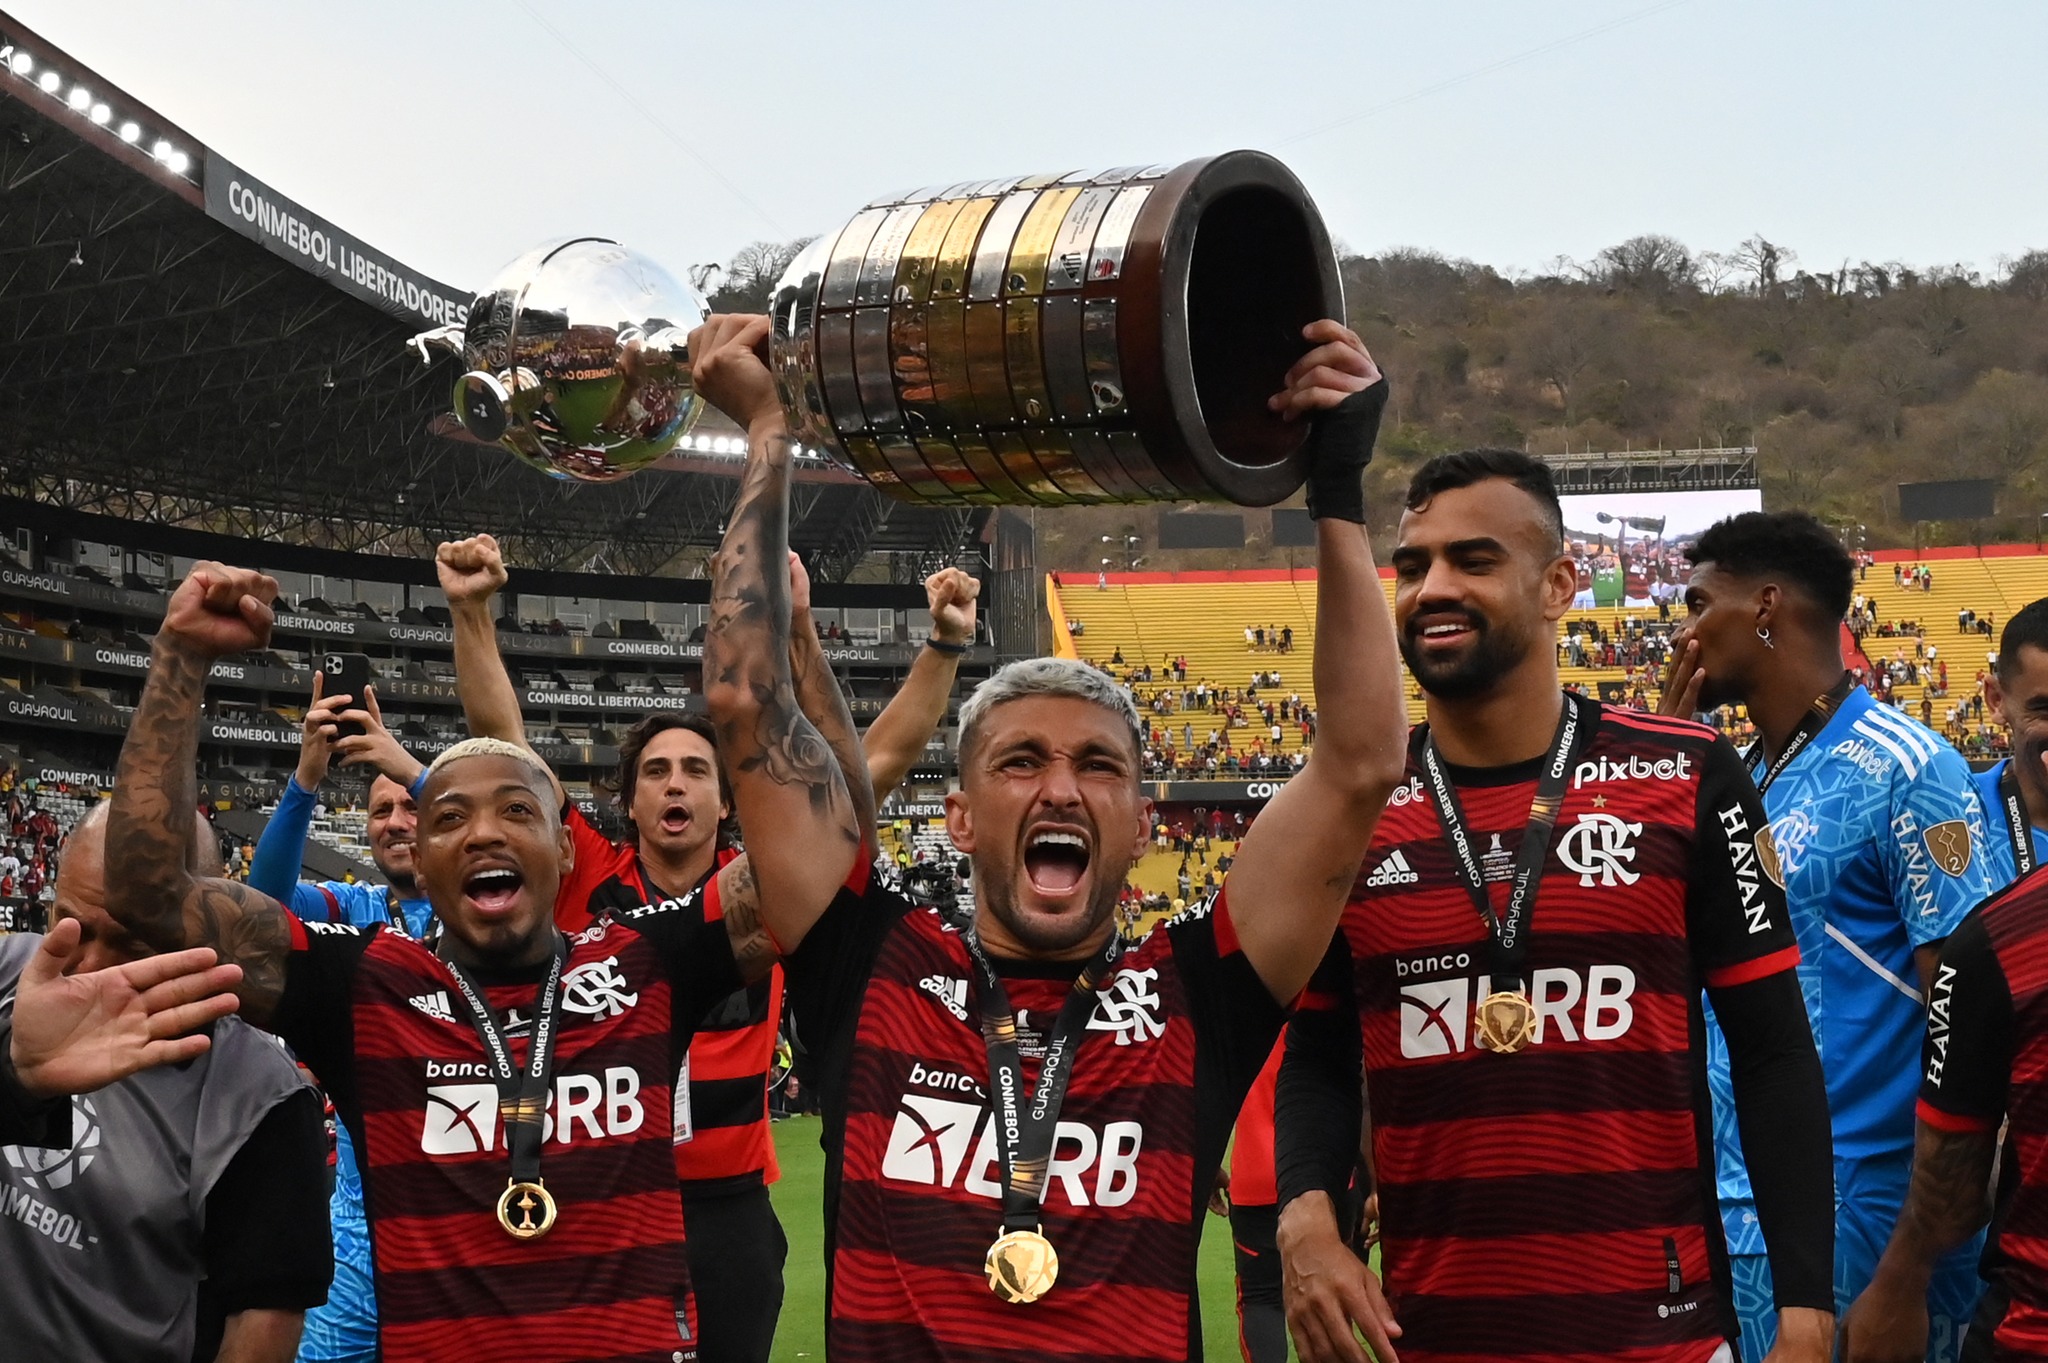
xmin=0 ymin=933 xmax=309 ymax=1363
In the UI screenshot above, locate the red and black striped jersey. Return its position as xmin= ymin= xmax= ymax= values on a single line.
xmin=272 ymin=894 xmax=741 ymax=1363
xmin=556 ymin=807 xmax=781 ymax=1187
xmin=1915 ymin=876 xmax=2048 ymax=1358
xmin=785 ymin=875 xmax=1285 ymax=1363
xmin=1284 ymin=701 xmax=1800 ymax=1362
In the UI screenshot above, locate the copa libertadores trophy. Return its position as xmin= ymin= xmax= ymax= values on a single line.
xmin=411 ymin=151 xmax=1343 ymax=504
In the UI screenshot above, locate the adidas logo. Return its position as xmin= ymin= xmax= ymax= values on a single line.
xmin=408 ymin=990 xmax=455 ymax=1024
xmin=918 ymin=975 xmax=970 ymax=1022
xmin=1365 ymin=850 xmax=1420 ymax=887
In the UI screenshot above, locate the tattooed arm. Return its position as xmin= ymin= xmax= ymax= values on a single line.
xmin=695 ymin=314 xmax=864 ymax=955
xmin=104 ymin=564 xmax=294 ymax=1026
xmin=787 ymin=551 xmax=878 ymax=843
xmin=1841 ymin=911 xmax=2009 ymax=1363
xmin=1839 ymin=1122 xmax=1998 ymax=1363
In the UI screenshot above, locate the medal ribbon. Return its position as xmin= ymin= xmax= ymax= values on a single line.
xmin=1742 ymin=672 xmax=1855 ymax=795
xmin=2000 ymin=761 xmax=2037 ymax=879
xmin=961 ymin=926 xmax=1125 ymax=1235
xmin=1418 ymin=693 xmax=1584 ymax=994
xmin=445 ymin=934 xmax=570 ymax=1194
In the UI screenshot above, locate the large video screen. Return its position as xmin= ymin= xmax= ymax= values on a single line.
xmin=1559 ymin=488 xmax=1764 ymax=609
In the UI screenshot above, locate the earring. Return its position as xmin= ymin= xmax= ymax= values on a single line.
xmin=1757 ymin=627 xmax=1775 ymax=650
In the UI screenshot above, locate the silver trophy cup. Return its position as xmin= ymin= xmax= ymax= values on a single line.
xmin=411 ymin=237 xmax=707 ymax=482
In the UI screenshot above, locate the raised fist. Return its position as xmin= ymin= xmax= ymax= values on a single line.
xmin=160 ymin=561 xmax=277 ymax=659
xmin=925 ymin=567 xmax=980 ymax=646
xmin=686 ymin=314 xmax=780 ymax=433
xmin=437 ymin=534 xmax=508 ymax=607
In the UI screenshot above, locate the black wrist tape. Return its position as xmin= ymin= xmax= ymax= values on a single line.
xmin=1304 ymin=377 xmax=1391 ymax=523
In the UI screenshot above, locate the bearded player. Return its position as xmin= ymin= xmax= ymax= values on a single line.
xmin=90 ymin=553 xmax=809 ymax=1363
xmin=1276 ymin=451 xmax=1836 ymax=1363
xmin=687 ymin=312 xmax=1407 ymax=1362
xmin=1662 ymin=512 xmax=1996 ymax=1361
xmin=437 ymin=530 xmax=977 ymax=1363
xmin=1975 ymin=598 xmax=2048 ymax=888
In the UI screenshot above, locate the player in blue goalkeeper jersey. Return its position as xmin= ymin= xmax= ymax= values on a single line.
xmin=1665 ymin=514 xmax=1997 ymax=1363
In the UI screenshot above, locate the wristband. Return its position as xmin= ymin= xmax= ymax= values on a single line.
xmin=408 ymin=769 xmax=430 ymax=802
xmin=1303 ymin=376 xmax=1391 ymax=524
xmin=925 ymin=635 xmax=968 ymax=656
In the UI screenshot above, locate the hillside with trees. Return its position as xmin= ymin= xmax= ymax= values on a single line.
xmin=705 ymin=234 xmax=2048 ymax=571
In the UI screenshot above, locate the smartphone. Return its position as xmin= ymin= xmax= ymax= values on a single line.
xmin=318 ymin=652 xmax=375 ymax=740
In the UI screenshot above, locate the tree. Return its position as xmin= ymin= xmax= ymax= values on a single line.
xmin=704 ymin=237 xmax=818 ymax=313
xmin=1597 ymin=235 xmax=1699 ymax=297
xmin=1958 ymin=369 xmax=2048 ymax=487
xmin=1843 ymin=329 xmax=1935 ymax=437
xmin=1518 ymin=297 xmax=1610 ymax=425
xmin=1760 ymin=412 xmax=1855 ymax=509
xmin=2001 ymin=250 xmax=2048 ymax=303
xmin=1728 ymin=235 xmax=1795 ymax=296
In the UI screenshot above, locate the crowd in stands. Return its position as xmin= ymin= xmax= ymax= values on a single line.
xmin=0 ymin=768 xmax=63 ymax=920
xmin=1559 ymin=614 xmax=1676 ymax=671
xmin=1243 ymin=623 xmax=1295 ymax=652
xmin=1077 ymin=653 xmax=1319 ymax=779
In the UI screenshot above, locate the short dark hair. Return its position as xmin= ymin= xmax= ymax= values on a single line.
xmin=1998 ymin=597 xmax=2048 ymax=681
xmin=1405 ymin=449 xmax=1564 ymax=548
xmin=610 ymin=712 xmax=729 ymax=845
xmin=1687 ymin=512 xmax=1853 ymax=619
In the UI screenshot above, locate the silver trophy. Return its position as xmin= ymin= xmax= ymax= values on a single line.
xmin=410 ymin=237 xmax=707 ymax=482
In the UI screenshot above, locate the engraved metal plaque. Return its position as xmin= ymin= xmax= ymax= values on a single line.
xmin=770 ymin=150 xmax=1342 ymax=505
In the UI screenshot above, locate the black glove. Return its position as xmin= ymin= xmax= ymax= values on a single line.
xmin=1303 ymin=376 xmax=1391 ymax=524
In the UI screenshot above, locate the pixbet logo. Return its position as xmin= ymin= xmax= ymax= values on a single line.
xmin=878 ymin=1092 xmax=1142 ymax=1209
xmin=1571 ymin=752 xmax=1693 ymax=788
xmin=420 ymin=1066 xmax=645 ymax=1155
xmin=1397 ymin=966 xmax=1637 ymax=1059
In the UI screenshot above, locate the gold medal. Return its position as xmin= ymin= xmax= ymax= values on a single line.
xmin=496 ymin=1178 xmax=558 ymax=1240
xmin=985 ymin=1228 xmax=1060 ymax=1303
xmin=1474 ymin=990 xmax=1537 ymax=1054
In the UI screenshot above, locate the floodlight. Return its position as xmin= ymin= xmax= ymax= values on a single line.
xmin=88 ymin=103 xmax=109 ymax=125
xmin=66 ymin=86 xmax=88 ymax=111
xmin=7 ymin=51 xmax=30 ymax=76
xmin=166 ymin=150 xmax=189 ymax=175
xmin=151 ymin=138 xmax=171 ymax=159
xmin=117 ymin=121 xmax=139 ymax=143
xmin=37 ymin=69 xmax=58 ymax=92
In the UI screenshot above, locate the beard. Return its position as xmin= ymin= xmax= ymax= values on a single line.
xmin=1399 ymin=610 xmax=1533 ymax=701
xmin=973 ymin=852 xmax=1124 ymax=957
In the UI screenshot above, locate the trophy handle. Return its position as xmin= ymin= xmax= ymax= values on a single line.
xmin=409 ymin=324 xmax=466 ymax=366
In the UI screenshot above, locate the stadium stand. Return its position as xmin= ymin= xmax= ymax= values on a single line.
xmin=0 ymin=506 xmax=985 ymax=886
xmin=1053 ymin=544 xmax=2048 ymax=783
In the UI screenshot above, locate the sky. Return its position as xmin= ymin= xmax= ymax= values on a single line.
xmin=10 ymin=1 xmax=2045 ymax=296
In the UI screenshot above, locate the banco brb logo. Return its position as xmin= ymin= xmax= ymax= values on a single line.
xmin=1556 ymin=812 xmax=1643 ymax=887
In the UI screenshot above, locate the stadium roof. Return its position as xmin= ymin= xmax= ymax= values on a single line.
xmin=0 ymin=13 xmax=983 ymax=581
